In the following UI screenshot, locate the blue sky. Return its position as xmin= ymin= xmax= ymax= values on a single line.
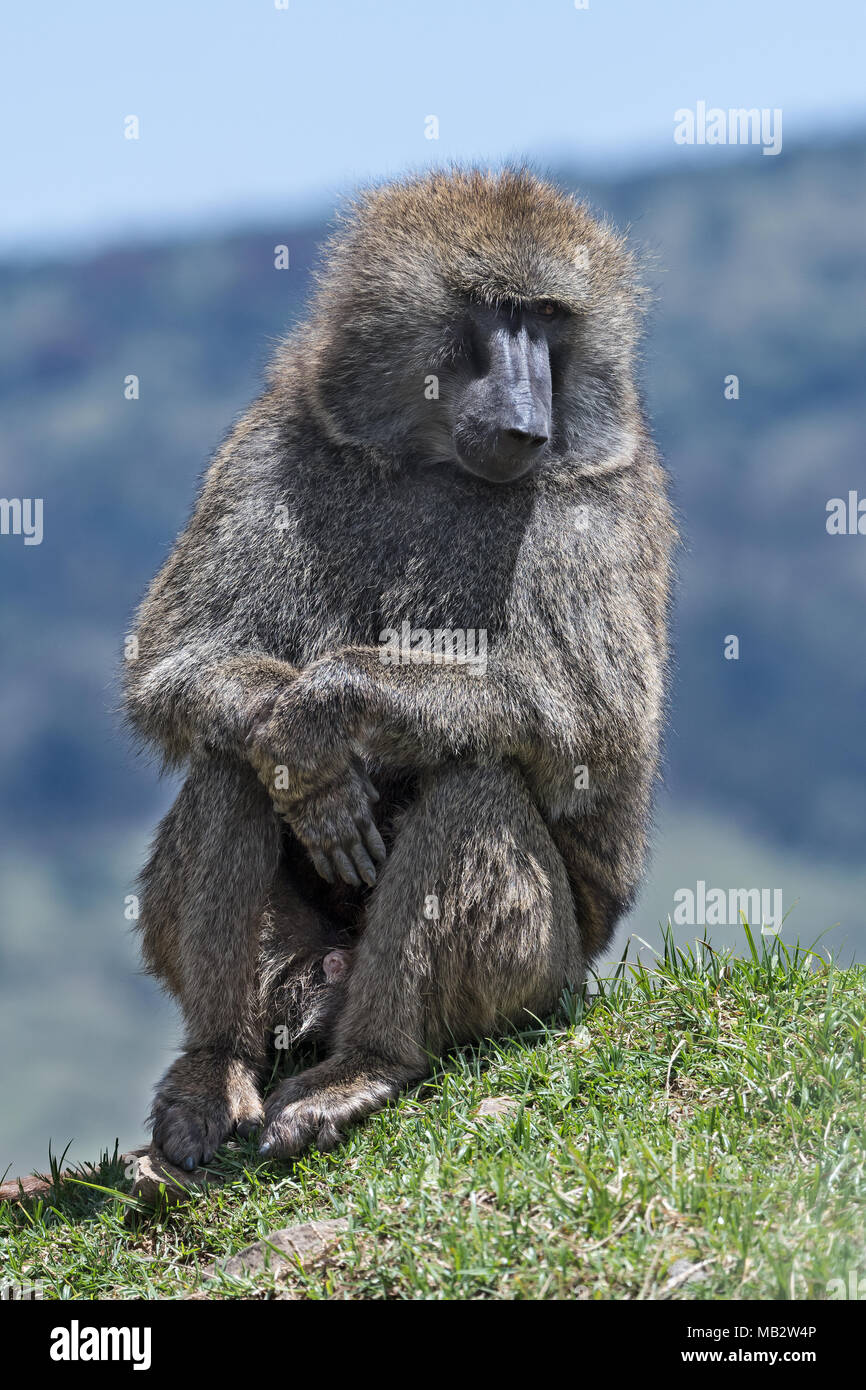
xmin=3 ymin=0 xmax=865 ymax=253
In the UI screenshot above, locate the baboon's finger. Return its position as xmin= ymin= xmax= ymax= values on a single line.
xmin=310 ymin=849 xmax=336 ymax=884
xmin=361 ymin=774 xmax=380 ymax=803
xmin=333 ymin=847 xmax=362 ymax=887
xmin=361 ymin=817 xmax=387 ymax=864
xmin=349 ymin=839 xmax=377 ymax=886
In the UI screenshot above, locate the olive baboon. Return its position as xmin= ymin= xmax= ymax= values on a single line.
xmin=125 ymin=168 xmax=675 ymax=1168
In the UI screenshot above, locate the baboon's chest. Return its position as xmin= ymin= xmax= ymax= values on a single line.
xmin=284 ymin=468 xmax=537 ymax=649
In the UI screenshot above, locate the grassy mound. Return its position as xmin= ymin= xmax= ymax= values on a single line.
xmin=3 ymin=929 xmax=864 ymax=1300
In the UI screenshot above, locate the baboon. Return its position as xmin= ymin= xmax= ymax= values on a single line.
xmin=124 ymin=168 xmax=675 ymax=1168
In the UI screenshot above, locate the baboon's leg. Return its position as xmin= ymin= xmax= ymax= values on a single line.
xmin=549 ymin=785 xmax=651 ymax=965
xmin=259 ymin=762 xmax=582 ymax=1158
xmin=145 ymin=758 xmax=283 ymax=1169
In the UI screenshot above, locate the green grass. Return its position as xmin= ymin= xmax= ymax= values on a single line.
xmin=3 ymin=929 xmax=865 ymax=1301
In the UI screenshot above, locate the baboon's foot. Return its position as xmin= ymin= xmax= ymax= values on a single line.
xmin=151 ymin=1050 xmax=264 ymax=1170
xmin=258 ymin=1052 xmax=416 ymax=1159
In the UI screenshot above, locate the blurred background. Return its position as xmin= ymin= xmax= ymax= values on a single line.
xmin=1 ymin=0 xmax=864 ymax=1176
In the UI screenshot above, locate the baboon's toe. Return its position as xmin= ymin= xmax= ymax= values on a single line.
xmin=150 ymin=1053 xmax=264 ymax=1168
xmin=258 ymin=1097 xmax=347 ymax=1158
xmin=152 ymin=1102 xmax=229 ymax=1170
xmin=258 ymin=1059 xmax=404 ymax=1159
xmin=235 ymin=1116 xmax=261 ymax=1140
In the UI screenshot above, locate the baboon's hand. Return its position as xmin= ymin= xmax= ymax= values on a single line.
xmin=250 ymin=741 xmax=385 ymax=886
xmin=278 ymin=760 xmax=387 ymax=887
xmin=244 ymin=667 xmax=385 ymax=885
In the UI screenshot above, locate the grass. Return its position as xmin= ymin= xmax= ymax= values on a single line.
xmin=2 ymin=928 xmax=865 ymax=1301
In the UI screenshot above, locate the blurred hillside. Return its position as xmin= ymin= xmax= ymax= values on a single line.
xmin=1 ymin=137 xmax=865 ymax=1174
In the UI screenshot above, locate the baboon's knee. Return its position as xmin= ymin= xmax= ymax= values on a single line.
xmin=389 ymin=763 xmax=581 ymax=1035
xmin=416 ymin=763 xmax=573 ymax=933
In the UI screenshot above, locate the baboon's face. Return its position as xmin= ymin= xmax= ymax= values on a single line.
xmin=304 ymin=171 xmax=640 ymax=478
xmin=442 ymin=298 xmax=564 ymax=484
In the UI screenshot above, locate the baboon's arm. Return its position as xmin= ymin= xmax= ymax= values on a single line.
xmin=250 ymin=627 xmax=661 ymax=789
xmin=123 ymin=414 xmax=309 ymax=767
xmin=125 ymin=640 xmax=298 ymax=766
xmin=126 ymin=614 xmax=388 ymax=886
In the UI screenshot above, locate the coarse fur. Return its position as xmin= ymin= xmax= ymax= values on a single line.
xmin=124 ymin=167 xmax=676 ymax=1167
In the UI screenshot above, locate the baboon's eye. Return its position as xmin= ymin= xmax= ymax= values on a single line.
xmin=531 ymin=300 xmax=563 ymax=319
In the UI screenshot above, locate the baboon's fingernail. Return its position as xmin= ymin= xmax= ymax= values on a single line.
xmin=258 ymin=1140 xmax=272 ymax=1156
xmin=182 ymin=1156 xmax=196 ymax=1172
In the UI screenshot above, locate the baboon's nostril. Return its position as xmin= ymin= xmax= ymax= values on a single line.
xmin=505 ymin=428 xmax=548 ymax=450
